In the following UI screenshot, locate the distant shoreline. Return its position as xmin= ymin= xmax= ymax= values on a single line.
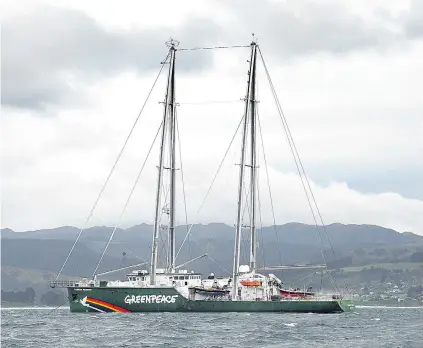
xmin=1 ymin=306 xmax=70 ymax=310
xmin=1 ymin=302 xmax=68 ymax=309
xmin=356 ymin=305 xmax=423 ymax=309
xmin=355 ymin=300 xmax=423 ymax=308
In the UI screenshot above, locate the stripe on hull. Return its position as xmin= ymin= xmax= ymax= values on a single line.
xmin=85 ymin=297 xmax=131 ymax=313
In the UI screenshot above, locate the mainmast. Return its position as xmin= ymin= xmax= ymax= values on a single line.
xmin=249 ymin=41 xmax=258 ymax=272
xmin=232 ymin=41 xmax=258 ymax=299
xmin=168 ymin=42 xmax=177 ymax=273
xmin=150 ymin=39 xmax=178 ymax=285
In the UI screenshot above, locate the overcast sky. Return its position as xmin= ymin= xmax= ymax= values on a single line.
xmin=1 ymin=0 xmax=422 ymax=235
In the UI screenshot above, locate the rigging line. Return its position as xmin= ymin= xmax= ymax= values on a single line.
xmin=158 ymin=225 xmax=168 ymax=268
xmin=256 ymin=111 xmax=283 ymax=268
xmin=258 ymin=50 xmax=330 ymax=272
xmin=92 ymin=120 xmax=164 ymax=277
xmin=178 ymin=100 xmax=242 ymax=105
xmin=258 ymin=47 xmax=338 ymax=262
xmin=241 ymin=180 xmax=251 ymax=226
xmin=258 ymin=47 xmax=340 ymax=292
xmin=158 ymin=209 xmax=168 ymax=268
xmin=175 ymin=109 xmax=192 ymax=261
xmin=292 ymin=270 xmax=320 ymax=284
xmin=240 ymin=124 xmax=253 ymax=262
xmin=177 ymin=45 xmax=250 ymax=51
xmin=240 ymin=120 xmax=252 ymax=224
xmin=254 ymin=59 xmax=265 ymax=270
xmin=257 ymin=184 xmax=266 ymax=269
xmin=158 ymin=174 xmax=170 ymax=268
xmin=121 ymin=246 xmax=146 ymax=263
xmin=175 ymin=113 xmax=246 ymax=259
xmin=206 ymin=255 xmax=232 ymax=275
xmin=155 ymin=130 xmax=170 ymax=268
xmin=55 ymin=52 xmax=170 ymax=280
xmin=258 ymin=48 xmax=321 ymax=235
xmin=183 ymin=237 xmax=231 ymax=275
xmin=159 ymin=119 xmax=175 ymax=269
xmin=256 ymin=146 xmax=266 ymax=269
xmin=240 ymin=181 xmax=252 ymax=263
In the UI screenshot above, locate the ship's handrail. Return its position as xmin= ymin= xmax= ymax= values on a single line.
xmin=50 ymin=279 xmax=91 ymax=288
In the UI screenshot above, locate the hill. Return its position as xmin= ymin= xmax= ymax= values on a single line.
xmin=2 ymin=222 xmax=423 ymax=303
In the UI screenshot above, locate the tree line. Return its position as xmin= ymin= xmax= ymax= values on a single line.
xmin=1 ymin=288 xmax=65 ymax=306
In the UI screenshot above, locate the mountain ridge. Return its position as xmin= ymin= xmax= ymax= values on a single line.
xmin=2 ymin=222 xmax=422 ymax=274
xmin=2 ymin=222 xmax=423 ymax=296
xmin=2 ymin=222 xmax=422 ymax=240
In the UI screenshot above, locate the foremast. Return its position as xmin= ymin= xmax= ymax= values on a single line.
xmin=232 ymin=40 xmax=258 ymax=299
xmin=151 ymin=40 xmax=178 ymax=285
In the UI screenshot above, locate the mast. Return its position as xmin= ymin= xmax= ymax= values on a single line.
xmin=249 ymin=42 xmax=258 ymax=272
xmin=232 ymin=41 xmax=257 ymax=299
xmin=168 ymin=42 xmax=177 ymax=273
xmin=150 ymin=40 xmax=178 ymax=285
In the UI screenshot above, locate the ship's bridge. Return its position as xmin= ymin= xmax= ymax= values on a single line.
xmin=125 ymin=269 xmax=202 ymax=287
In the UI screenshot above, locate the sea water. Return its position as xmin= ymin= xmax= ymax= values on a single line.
xmin=1 ymin=306 xmax=422 ymax=347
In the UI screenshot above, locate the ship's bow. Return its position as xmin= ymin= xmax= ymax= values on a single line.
xmin=337 ymin=299 xmax=355 ymax=312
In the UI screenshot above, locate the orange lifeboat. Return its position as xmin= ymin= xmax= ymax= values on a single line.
xmin=240 ymin=280 xmax=261 ymax=287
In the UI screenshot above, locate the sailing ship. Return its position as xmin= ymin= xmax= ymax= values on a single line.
xmin=51 ymin=38 xmax=354 ymax=313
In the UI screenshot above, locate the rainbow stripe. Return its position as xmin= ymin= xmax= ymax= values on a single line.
xmin=85 ymin=297 xmax=131 ymax=313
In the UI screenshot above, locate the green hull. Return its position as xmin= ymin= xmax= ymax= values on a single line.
xmin=68 ymin=287 xmax=354 ymax=313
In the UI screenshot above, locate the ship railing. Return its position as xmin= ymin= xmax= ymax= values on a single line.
xmin=202 ymin=296 xmax=231 ymax=302
xmin=49 ymin=279 xmax=91 ymax=288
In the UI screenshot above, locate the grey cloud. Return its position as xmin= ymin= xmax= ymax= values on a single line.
xmin=1 ymin=6 xmax=221 ymax=110
xmin=308 ymin=163 xmax=423 ymax=201
xmin=222 ymin=0 xmax=420 ymax=58
xmin=3 ymin=1 xmax=422 ymax=111
xmin=272 ymin=157 xmax=423 ymax=201
xmin=403 ymin=0 xmax=423 ymax=38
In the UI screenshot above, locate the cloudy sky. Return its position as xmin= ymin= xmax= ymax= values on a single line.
xmin=1 ymin=0 xmax=422 ymax=234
